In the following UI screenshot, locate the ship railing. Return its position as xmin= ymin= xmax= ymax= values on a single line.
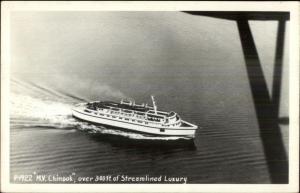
xmin=167 ymin=111 xmax=176 ymax=118
xmin=163 ymin=119 xmax=182 ymax=127
xmin=120 ymin=98 xmax=135 ymax=106
xmin=110 ymin=107 xmax=120 ymax=111
xmin=134 ymin=103 xmax=145 ymax=107
xmin=180 ymin=120 xmax=197 ymax=129
xmin=147 ymin=110 xmax=168 ymax=115
xmin=147 ymin=111 xmax=167 ymax=116
xmin=84 ymin=107 xmax=169 ymax=125
xmin=74 ymin=103 xmax=86 ymax=107
xmin=145 ymin=104 xmax=154 ymax=109
xmin=122 ymin=109 xmax=134 ymax=113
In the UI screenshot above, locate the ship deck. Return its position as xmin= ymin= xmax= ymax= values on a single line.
xmin=87 ymin=101 xmax=151 ymax=113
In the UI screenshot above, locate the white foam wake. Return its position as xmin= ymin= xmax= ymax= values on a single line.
xmin=10 ymin=93 xmax=187 ymax=140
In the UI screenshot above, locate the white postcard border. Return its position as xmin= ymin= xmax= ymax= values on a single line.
xmin=1 ymin=1 xmax=299 ymax=193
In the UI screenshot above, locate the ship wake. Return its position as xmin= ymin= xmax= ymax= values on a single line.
xmin=10 ymin=80 xmax=188 ymax=141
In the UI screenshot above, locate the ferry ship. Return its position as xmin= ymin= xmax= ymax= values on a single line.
xmin=72 ymin=96 xmax=198 ymax=138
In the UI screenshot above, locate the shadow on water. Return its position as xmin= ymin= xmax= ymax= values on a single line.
xmin=272 ymin=19 xmax=286 ymax=118
xmin=237 ymin=18 xmax=288 ymax=184
xmin=278 ymin=117 xmax=289 ymax=125
xmin=184 ymin=11 xmax=289 ymax=183
xmin=85 ymin=131 xmax=197 ymax=150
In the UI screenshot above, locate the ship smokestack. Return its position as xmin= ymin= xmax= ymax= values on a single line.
xmin=151 ymin=95 xmax=157 ymax=114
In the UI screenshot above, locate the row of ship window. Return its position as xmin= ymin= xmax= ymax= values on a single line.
xmin=109 ymin=110 xmax=162 ymax=121
xmin=88 ymin=110 xmax=162 ymax=121
xmin=88 ymin=110 xmax=156 ymax=124
xmin=85 ymin=109 xmax=180 ymax=127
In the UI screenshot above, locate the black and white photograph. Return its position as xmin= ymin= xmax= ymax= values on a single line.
xmin=1 ymin=1 xmax=299 ymax=193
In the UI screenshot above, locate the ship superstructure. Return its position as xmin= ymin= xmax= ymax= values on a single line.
xmin=72 ymin=96 xmax=198 ymax=138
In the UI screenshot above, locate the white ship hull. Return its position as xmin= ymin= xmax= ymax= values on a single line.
xmin=72 ymin=107 xmax=197 ymax=138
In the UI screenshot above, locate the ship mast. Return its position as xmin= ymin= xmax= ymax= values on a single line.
xmin=151 ymin=95 xmax=157 ymax=114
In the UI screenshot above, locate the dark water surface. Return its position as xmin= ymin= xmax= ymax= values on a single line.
xmin=10 ymin=76 xmax=287 ymax=184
